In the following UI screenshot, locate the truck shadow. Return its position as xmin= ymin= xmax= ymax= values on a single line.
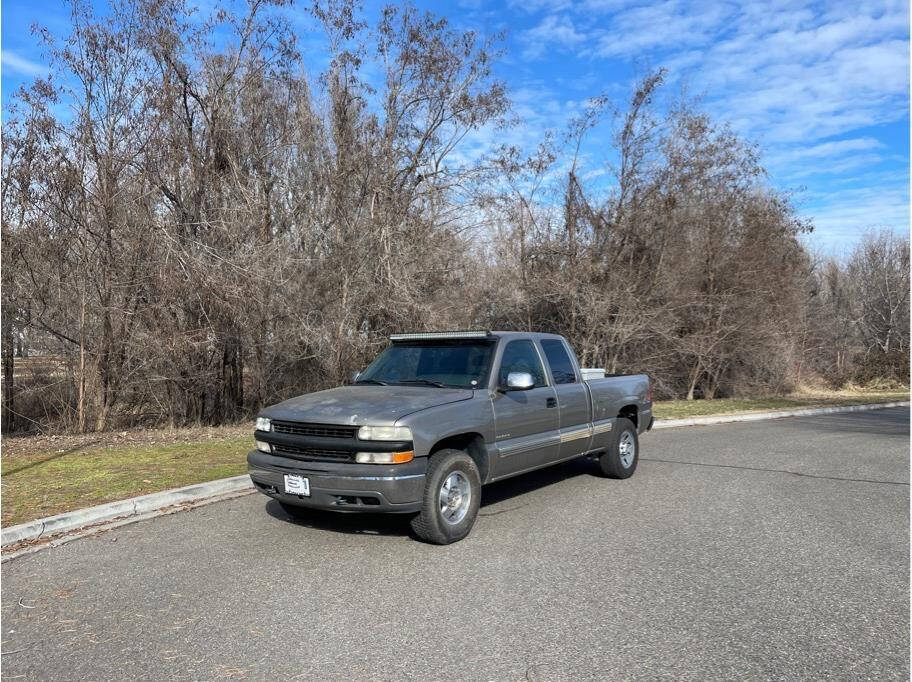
xmin=480 ymin=457 xmax=594 ymax=508
xmin=263 ymin=457 xmax=597 ymax=538
xmin=264 ymin=499 xmax=412 ymax=537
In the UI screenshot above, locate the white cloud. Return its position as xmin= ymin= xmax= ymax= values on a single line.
xmin=592 ymin=0 xmax=734 ymax=58
xmin=521 ymin=14 xmax=588 ymax=59
xmin=508 ymin=0 xmax=910 ymax=244
xmin=790 ymin=137 xmax=884 ymax=159
xmin=516 ymin=1 xmax=908 ymax=148
xmin=763 ymin=138 xmax=886 ymax=177
xmin=507 ymin=0 xmax=576 ymax=13
xmin=802 ymin=182 xmax=909 ymax=250
xmin=1 ymin=50 xmax=47 ymax=77
xmin=698 ymin=35 xmax=910 ymax=146
xmin=793 ymin=164 xmax=909 ymax=252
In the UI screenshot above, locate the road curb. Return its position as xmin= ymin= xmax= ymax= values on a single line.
xmin=1 ymin=475 xmax=254 ymax=547
xmin=2 ymin=400 xmax=907 ymax=550
xmin=652 ymin=400 xmax=909 ymax=429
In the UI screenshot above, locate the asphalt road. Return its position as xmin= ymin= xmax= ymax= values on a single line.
xmin=2 ymin=407 xmax=909 ymax=681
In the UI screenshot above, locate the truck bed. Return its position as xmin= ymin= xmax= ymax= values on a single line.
xmin=583 ymin=373 xmax=652 ymax=435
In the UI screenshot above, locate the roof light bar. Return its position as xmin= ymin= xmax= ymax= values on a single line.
xmin=389 ymin=330 xmax=491 ymax=341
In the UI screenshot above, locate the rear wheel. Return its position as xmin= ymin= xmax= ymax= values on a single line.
xmin=411 ymin=448 xmax=481 ymax=545
xmin=598 ymin=417 xmax=639 ymax=479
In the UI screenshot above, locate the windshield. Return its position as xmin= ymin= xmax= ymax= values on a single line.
xmin=357 ymin=342 xmax=495 ymax=389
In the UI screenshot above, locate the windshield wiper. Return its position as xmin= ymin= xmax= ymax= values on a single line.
xmin=397 ymin=379 xmax=451 ymax=388
xmin=355 ymin=378 xmax=389 ymax=385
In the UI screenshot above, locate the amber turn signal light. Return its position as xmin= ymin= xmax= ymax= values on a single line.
xmin=355 ymin=450 xmax=415 ymax=464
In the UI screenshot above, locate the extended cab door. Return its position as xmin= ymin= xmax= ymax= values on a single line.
xmin=539 ymin=338 xmax=593 ymax=460
xmin=491 ymin=339 xmax=560 ymax=478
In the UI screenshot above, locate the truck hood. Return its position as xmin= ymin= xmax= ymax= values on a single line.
xmin=261 ymin=385 xmax=474 ymax=426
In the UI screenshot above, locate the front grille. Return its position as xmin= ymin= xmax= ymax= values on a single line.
xmin=272 ymin=443 xmax=355 ymax=463
xmin=271 ymin=420 xmax=357 ymax=439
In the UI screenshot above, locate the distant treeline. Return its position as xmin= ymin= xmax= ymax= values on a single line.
xmin=2 ymin=0 xmax=908 ymax=434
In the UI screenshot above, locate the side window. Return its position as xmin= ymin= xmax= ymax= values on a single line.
xmin=498 ymin=340 xmax=546 ymax=387
xmin=540 ymin=339 xmax=577 ymax=384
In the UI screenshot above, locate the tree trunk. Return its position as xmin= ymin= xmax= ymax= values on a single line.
xmin=94 ymin=319 xmax=113 ymax=432
xmin=686 ymin=362 xmax=701 ymax=401
xmin=221 ymin=336 xmax=244 ymax=420
xmin=77 ymin=286 xmax=87 ymax=433
xmin=2 ymin=320 xmax=14 ymax=433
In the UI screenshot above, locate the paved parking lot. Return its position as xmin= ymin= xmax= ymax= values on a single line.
xmin=2 ymin=407 xmax=908 ymax=680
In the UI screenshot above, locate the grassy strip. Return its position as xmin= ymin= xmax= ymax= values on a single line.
xmin=653 ymin=390 xmax=909 ymax=419
xmin=1 ymin=389 xmax=907 ymax=526
xmin=1 ymin=437 xmax=251 ymax=527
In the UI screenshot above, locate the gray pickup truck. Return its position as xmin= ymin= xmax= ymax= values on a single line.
xmin=248 ymin=331 xmax=652 ymax=544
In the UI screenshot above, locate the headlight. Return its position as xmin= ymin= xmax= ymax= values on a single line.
xmin=357 ymin=425 xmax=412 ymax=441
xmin=255 ymin=440 xmax=272 ymax=453
xmin=355 ymin=451 xmax=414 ymax=464
xmin=255 ymin=417 xmax=272 ymax=432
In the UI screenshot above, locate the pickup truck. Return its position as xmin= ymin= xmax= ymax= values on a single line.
xmin=248 ymin=331 xmax=652 ymax=544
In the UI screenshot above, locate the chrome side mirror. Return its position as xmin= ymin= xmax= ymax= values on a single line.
xmin=505 ymin=371 xmax=534 ymax=391
xmin=352 ymin=371 xmax=361 ymax=383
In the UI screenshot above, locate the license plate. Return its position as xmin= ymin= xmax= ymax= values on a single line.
xmin=283 ymin=474 xmax=310 ymax=496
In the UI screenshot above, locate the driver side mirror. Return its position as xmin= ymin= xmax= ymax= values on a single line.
xmin=351 ymin=371 xmax=361 ymax=383
xmin=503 ymin=371 xmax=534 ymax=391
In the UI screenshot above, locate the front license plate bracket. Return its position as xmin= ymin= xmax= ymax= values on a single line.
xmin=283 ymin=474 xmax=310 ymax=497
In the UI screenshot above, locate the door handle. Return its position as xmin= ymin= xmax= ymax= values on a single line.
xmin=546 ymin=397 xmax=557 ymax=408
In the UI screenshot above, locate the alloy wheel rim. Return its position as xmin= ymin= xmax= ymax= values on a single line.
xmin=618 ymin=431 xmax=636 ymax=468
xmin=439 ymin=471 xmax=471 ymax=525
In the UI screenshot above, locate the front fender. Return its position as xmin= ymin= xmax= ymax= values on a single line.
xmin=397 ymin=392 xmax=495 ymax=458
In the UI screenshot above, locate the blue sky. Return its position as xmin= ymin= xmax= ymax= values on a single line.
xmin=2 ymin=0 xmax=909 ymax=253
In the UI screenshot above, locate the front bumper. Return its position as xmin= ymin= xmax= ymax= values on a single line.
xmin=247 ymin=450 xmax=426 ymax=513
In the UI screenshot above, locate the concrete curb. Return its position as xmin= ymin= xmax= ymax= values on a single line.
xmin=1 ymin=474 xmax=253 ymax=547
xmin=652 ymin=400 xmax=909 ymax=429
xmin=2 ymin=400 xmax=907 ymax=550
xmin=0 ymin=488 xmax=254 ymax=563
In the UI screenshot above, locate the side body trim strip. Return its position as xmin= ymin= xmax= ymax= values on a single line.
xmin=559 ymin=426 xmax=593 ymax=443
xmin=490 ymin=448 xmax=604 ymax=482
xmin=498 ymin=434 xmax=561 ymax=457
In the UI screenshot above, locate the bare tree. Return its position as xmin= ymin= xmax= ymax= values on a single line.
xmin=1 ymin=3 xmax=904 ymax=435
xmin=847 ymin=230 xmax=910 ymax=382
xmin=2 ymin=0 xmax=509 ymax=432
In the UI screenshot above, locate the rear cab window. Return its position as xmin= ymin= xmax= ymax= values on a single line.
xmin=540 ymin=339 xmax=578 ymax=384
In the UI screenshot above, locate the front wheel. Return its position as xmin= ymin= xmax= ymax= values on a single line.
xmin=411 ymin=448 xmax=481 ymax=545
xmin=598 ymin=417 xmax=639 ymax=479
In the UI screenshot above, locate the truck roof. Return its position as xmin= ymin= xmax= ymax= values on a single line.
xmin=388 ymin=330 xmax=567 ymax=342
xmin=490 ymin=331 xmax=567 ymax=342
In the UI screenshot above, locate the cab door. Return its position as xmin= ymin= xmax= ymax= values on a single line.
xmin=539 ymin=338 xmax=593 ymax=460
xmin=491 ymin=339 xmax=559 ymax=478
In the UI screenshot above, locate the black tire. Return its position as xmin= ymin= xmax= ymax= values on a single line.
xmin=278 ymin=501 xmax=311 ymax=519
xmin=598 ymin=417 xmax=639 ymax=479
xmin=411 ymin=448 xmax=481 ymax=545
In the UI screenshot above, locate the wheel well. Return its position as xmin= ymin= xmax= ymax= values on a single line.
xmin=430 ymin=432 xmax=489 ymax=482
xmin=618 ymin=404 xmax=638 ymax=428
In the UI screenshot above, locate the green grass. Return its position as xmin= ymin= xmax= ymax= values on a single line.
xmin=1 ymin=388 xmax=907 ymax=528
xmin=1 ymin=436 xmax=250 ymax=527
xmin=653 ymin=390 xmax=909 ymax=419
